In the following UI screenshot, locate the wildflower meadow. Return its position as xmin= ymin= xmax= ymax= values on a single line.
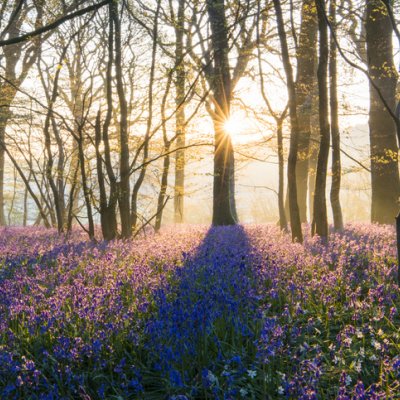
xmin=1 ymin=224 xmax=399 ymax=399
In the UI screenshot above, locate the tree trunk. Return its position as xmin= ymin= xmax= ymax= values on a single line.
xmin=174 ymin=0 xmax=186 ymax=224
xmin=155 ymin=147 xmax=170 ymax=232
xmin=0 ymin=4 xmax=42 ymax=224
xmin=23 ymin=172 xmax=31 ymax=226
xmin=329 ymin=0 xmax=344 ymax=232
xmin=295 ymin=0 xmax=318 ymax=223
xmin=111 ymin=1 xmax=131 ymax=238
xmin=207 ymin=0 xmax=236 ymax=226
xmin=95 ymin=111 xmax=117 ymax=241
xmin=229 ymin=142 xmax=238 ymax=222
xmin=277 ymin=117 xmax=288 ymax=231
xmin=131 ymin=1 xmax=161 ymax=231
xmin=308 ymin=82 xmax=320 ymax=220
xmin=366 ymin=0 xmax=400 ymax=224
xmin=0 ymin=106 xmax=11 ymax=226
xmin=77 ymin=132 xmax=95 ymax=240
xmin=100 ymin=11 xmax=119 ymax=240
xmin=273 ymin=0 xmax=303 ymax=243
xmin=312 ymin=0 xmax=330 ymax=240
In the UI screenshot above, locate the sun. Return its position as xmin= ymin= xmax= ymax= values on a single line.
xmin=224 ymin=114 xmax=246 ymax=137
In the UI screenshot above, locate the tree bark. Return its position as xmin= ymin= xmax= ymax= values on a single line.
xmin=111 ymin=1 xmax=131 ymax=238
xmin=295 ymin=0 xmax=318 ymax=223
xmin=312 ymin=0 xmax=330 ymax=239
xmin=277 ymin=117 xmax=288 ymax=231
xmin=273 ymin=0 xmax=303 ymax=242
xmin=329 ymin=0 xmax=344 ymax=232
xmin=366 ymin=0 xmax=400 ymax=224
xmin=174 ymin=0 xmax=186 ymax=224
xmin=96 ymin=10 xmax=118 ymax=240
xmin=207 ymin=0 xmax=236 ymax=226
xmin=155 ymin=148 xmax=170 ymax=232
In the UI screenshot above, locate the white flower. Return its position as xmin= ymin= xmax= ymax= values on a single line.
xmin=377 ymin=329 xmax=384 ymax=337
xmin=370 ymin=354 xmax=378 ymax=361
xmin=207 ymin=370 xmax=218 ymax=384
xmin=355 ymin=359 xmax=362 ymax=373
xmin=278 ymin=386 xmax=284 ymax=395
xmin=345 ymin=375 xmax=352 ymax=386
xmin=240 ymin=388 xmax=248 ymax=397
xmin=344 ymin=337 xmax=352 ymax=346
xmin=371 ymin=340 xmax=381 ymax=351
xmin=277 ymin=371 xmax=286 ymax=380
xmin=359 ymin=347 xmax=365 ymax=358
xmin=247 ymin=369 xmax=257 ymax=379
xmin=356 ymin=329 xmax=363 ymax=339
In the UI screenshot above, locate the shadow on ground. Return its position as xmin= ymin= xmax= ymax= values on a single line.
xmin=143 ymin=225 xmax=261 ymax=398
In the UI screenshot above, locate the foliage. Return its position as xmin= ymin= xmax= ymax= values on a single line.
xmin=0 ymin=224 xmax=399 ymax=399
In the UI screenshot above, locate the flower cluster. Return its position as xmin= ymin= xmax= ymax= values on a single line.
xmin=0 ymin=223 xmax=399 ymax=399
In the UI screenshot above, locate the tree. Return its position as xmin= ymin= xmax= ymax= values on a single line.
xmin=366 ymin=0 xmax=400 ymax=224
xmin=257 ymin=18 xmax=288 ymax=231
xmin=312 ymin=0 xmax=330 ymax=239
xmin=111 ymin=0 xmax=131 ymax=238
xmin=0 ymin=2 xmax=43 ymax=225
xmin=173 ymin=0 xmax=187 ymax=224
xmin=329 ymin=0 xmax=344 ymax=231
xmin=273 ymin=0 xmax=303 ymax=243
xmin=294 ymin=0 xmax=318 ymax=223
xmin=205 ymin=0 xmax=236 ymax=225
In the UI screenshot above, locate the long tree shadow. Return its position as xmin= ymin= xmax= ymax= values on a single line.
xmin=144 ymin=225 xmax=261 ymax=398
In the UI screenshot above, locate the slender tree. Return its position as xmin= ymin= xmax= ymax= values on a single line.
xmin=329 ymin=0 xmax=344 ymax=231
xmin=312 ymin=0 xmax=330 ymax=239
xmin=273 ymin=0 xmax=303 ymax=242
xmin=173 ymin=0 xmax=186 ymax=224
xmin=110 ymin=1 xmax=131 ymax=238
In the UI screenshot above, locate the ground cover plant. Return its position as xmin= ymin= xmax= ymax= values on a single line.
xmin=0 ymin=224 xmax=399 ymax=399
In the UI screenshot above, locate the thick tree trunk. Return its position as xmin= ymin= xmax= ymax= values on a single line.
xmin=98 ymin=11 xmax=119 ymax=240
xmin=174 ymin=0 xmax=186 ymax=224
xmin=329 ymin=0 xmax=344 ymax=232
xmin=207 ymin=0 xmax=236 ymax=226
xmin=312 ymin=0 xmax=330 ymax=239
xmin=295 ymin=0 xmax=318 ymax=223
xmin=273 ymin=0 xmax=303 ymax=242
xmin=366 ymin=0 xmax=400 ymax=224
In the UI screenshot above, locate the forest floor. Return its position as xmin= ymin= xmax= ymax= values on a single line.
xmin=0 ymin=224 xmax=399 ymax=399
